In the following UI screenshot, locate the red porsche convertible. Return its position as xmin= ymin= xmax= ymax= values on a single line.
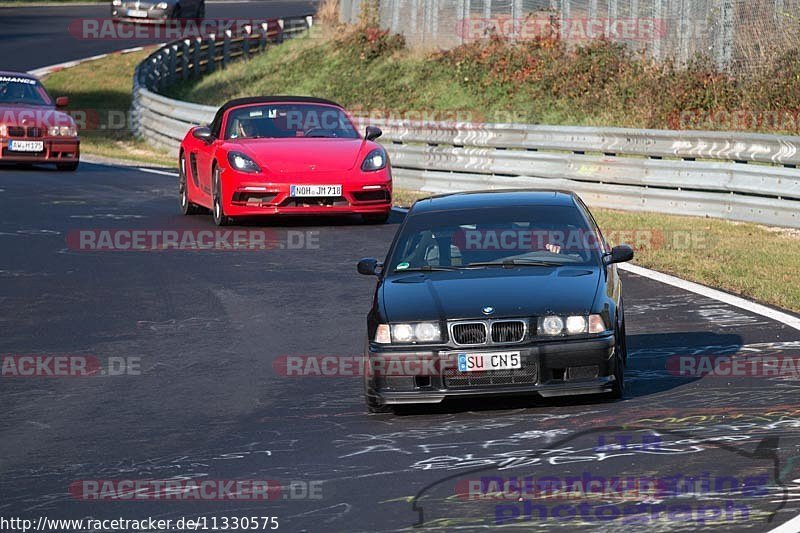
xmin=179 ymin=96 xmax=393 ymax=225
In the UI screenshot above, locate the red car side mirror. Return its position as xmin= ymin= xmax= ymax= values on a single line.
xmin=55 ymin=96 xmax=69 ymax=108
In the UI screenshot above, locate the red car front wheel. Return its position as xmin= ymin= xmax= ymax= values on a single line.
xmin=212 ymin=166 xmax=232 ymax=227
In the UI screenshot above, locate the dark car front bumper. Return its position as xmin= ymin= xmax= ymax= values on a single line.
xmin=366 ymin=335 xmax=617 ymax=405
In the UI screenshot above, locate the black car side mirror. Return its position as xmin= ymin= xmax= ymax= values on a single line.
xmin=365 ymin=126 xmax=382 ymax=141
xmin=357 ymin=258 xmax=382 ymax=276
xmin=193 ymin=126 xmax=214 ymax=143
xmin=604 ymin=244 xmax=634 ymax=265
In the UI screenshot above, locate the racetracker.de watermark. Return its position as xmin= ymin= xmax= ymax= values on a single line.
xmin=667 ymin=354 xmax=800 ymax=377
xmin=455 ymin=16 xmax=692 ymax=42
xmin=66 ymin=229 xmax=319 ymax=251
xmin=0 ymin=355 xmax=140 ymax=377
xmin=69 ymin=479 xmax=323 ymax=501
xmin=68 ymin=18 xmax=284 ymax=40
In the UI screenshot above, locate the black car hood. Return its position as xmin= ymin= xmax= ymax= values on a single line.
xmin=381 ymin=267 xmax=602 ymax=323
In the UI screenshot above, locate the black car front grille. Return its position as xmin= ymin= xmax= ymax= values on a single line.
xmin=452 ymin=322 xmax=487 ymax=345
xmin=444 ymin=363 xmax=538 ymax=388
xmin=7 ymin=126 xmax=44 ymax=138
xmin=491 ymin=320 xmax=526 ymax=343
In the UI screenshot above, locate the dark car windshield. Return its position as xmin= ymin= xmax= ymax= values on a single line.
xmin=0 ymin=76 xmax=52 ymax=106
xmin=386 ymin=205 xmax=604 ymax=273
xmin=224 ymin=103 xmax=359 ymax=140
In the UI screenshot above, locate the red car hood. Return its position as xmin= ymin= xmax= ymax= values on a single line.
xmin=233 ymin=138 xmax=368 ymax=173
xmin=0 ymin=105 xmax=74 ymax=127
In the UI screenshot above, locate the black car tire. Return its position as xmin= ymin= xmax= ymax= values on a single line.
xmin=365 ymin=392 xmax=392 ymax=414
xmin=212 ymin=167 xmax=231 ymax=226
xmin=179 ymin=153 xmax=201 ymax=215
xmin=607 ymin=315 xmax=627 ymax=399
xmin=363 ymin=212 xmax=390 ymax=225
xmin=56 ymin=161 xmax=79 ymax=171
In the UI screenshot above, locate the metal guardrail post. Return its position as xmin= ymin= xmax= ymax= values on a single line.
xmin=207 ymin=35 xmax=216 ymax=73
xmin=181 ymin=40 xmax=190 ymax=80
xmin=192 ymin=37 xmax=202 ymax=76
xmin=222 ymin=30 xmax=232 ymax=68
xmin=243 ymin=25 xmax=252 ymax=58
xmin=259 ymin=22 xmax=270 ymax=50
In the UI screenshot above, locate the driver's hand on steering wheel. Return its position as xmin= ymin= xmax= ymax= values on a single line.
xmin=545 ymin=243 xmax=562 ymax=254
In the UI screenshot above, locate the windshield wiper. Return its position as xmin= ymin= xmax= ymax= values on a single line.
xmin=395 ymin=265 xmax=462 ymax=272
xmin=466 ymin=259 xmax=563 ymax=268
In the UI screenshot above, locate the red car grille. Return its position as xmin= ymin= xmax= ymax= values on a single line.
xmin=7 ymin=126 xmax=44 ymax=138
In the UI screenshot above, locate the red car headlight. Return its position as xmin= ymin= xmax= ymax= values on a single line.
xmin=361 ymin=148 xmax=387 ymax=172
xmin=0 ymin=125 xmax=7 ymax=137
xmin=48 ymin=125 xmax=78 ymax=137
xmin=228 ymin=151 xmax=261 ymax=173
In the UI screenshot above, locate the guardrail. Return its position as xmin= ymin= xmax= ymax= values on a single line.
xmin=131 ymin=23 xmax=800 ymax=228
xmin=132 ymin=15 xmax=313 ymax=152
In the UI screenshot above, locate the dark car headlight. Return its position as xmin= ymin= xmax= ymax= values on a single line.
xmin=361 ymin=148 xmax=387 ymax=172
xmin=375 ymin=322 xmax=442 ymax=344
xmin=538 ymin=314 xmax=607 ymax=336
xmin=228 ymin=152 xmax=261 ymax=173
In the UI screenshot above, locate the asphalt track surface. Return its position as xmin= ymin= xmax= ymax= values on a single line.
xmin=1 ymin=161 xmax=800 ymax=532
xmin=0 ymin=0 xmax=317 ymax=72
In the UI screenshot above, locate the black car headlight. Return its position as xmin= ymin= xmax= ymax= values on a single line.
xmin=538 ymin=314 xmax=607 ymax=336
xmin=228 ymin=152 xmax=261 ymax=173
xmin=361 ymin=148 xmax=387 ymax=172
xmin=375 ymin=322 xmax=442 ymax=344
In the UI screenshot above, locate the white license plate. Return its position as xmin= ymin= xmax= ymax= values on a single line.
xmin=290 ymin=185 xmax=342 ymax=197
xmin=8 ymin=140 xmax=44 ymax=153
xmin=127 ymin=9 xmax=148 ymax=17
xmin=457 ymin=351 xmax=522 ymax=372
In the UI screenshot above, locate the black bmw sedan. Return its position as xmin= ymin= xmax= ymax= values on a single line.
xmin=357 ymin=190 xmax=634 ymax=412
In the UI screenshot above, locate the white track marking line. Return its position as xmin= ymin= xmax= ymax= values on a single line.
xmin=767 ymin=513 xmax=800 ymax=533
xmin=619 ymin=263 xmax=800 ymax=332
xmin=137 ymin=167 xmax=178 ymax=177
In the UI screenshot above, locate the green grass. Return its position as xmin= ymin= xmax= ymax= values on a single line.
xmin=42 ymin=48 xmax=174 ymax=167
xmin=165 ymin=26 xmax=800 ymax=135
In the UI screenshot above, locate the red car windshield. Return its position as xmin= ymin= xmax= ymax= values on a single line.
xmin=0 ymin=76 xmax=52 ymax=106
xmin=224 ymin=104 xmax=359 ymax=140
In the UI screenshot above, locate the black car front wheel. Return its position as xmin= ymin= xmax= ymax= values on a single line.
xmin=607 ymin=315 xmax=627 ymax=399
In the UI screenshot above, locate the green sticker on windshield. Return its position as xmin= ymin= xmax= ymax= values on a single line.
xmin=397 ymin=262 xmax=410 ymax=270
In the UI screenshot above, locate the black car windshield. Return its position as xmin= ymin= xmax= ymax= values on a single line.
xmin=224 ymin=104 xmax=359 ymax=140
xmin=0 ymin=76 xmax=52 ymax=106
xmin=387 ymin=205 xmax=604 ymax=273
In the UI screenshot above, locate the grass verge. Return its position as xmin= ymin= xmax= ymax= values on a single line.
xmin=166 ymin=25 xmax=800 ymax=135
xmin=41 ymin=48 xmax=175 ymax=167
xmin=394 ymin=189 xmax=800 ymax=313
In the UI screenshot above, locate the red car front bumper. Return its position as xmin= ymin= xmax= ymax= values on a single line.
xmin=220 ymin=168 xmax=393 ymax=217
xmin=0 ymin=137 xmax=79 ymax=164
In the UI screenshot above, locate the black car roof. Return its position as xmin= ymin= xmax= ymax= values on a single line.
xmin=409 ymin=189 xmax=579 ymax=214
xmin=209 ymin=96 xmax=344 ymax=136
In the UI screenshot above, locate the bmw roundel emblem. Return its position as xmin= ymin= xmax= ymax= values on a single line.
xmin=482 ymin=306 xmax=495 ymax=315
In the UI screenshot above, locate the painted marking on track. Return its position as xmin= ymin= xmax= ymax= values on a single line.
xmin=619 ymin=263 xmax=800 ymax=332
xmin=137 ymin=167 xmax=178 ymax=177
xmin=767 ymin=512 xmax=800 ymax=533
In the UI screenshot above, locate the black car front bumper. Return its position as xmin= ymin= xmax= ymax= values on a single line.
xmin=365 ymin=334 xmax=617 ymax=405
